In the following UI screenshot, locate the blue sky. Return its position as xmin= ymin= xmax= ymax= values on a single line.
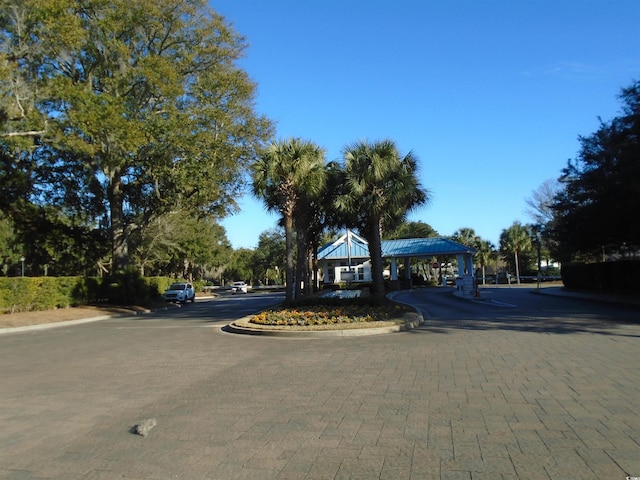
xmin=215 ymin=0 xmax=640 ymax=249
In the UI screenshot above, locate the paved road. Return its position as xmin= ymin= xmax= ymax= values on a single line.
xmin=1 ymin=288 xmax=639 ymax=479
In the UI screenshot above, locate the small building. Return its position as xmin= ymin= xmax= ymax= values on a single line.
xmin=317 ymin=230 xmax=478 ymax=296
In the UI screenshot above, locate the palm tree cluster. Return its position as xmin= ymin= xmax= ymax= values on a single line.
xmin=252 ymin=138 xmax=429 ymax=304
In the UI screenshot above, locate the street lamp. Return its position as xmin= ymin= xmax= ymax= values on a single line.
xmin=20 ymin=256 xmax=25 ymax=277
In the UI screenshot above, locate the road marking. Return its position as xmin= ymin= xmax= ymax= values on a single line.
xmin=489 ymin=299 xmax=517 ymax=308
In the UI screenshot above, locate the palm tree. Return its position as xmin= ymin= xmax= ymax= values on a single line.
xmin=499 ymin=222 xmax=532 ymax=284
xmin=336 ymin=139 xmax=428 ymax=302
xmin=475 ymin=240 xmax=495 ymax=285
xmin=452 ymin=227 xmax=479 ymax=248
xmin=252 ymin=138 xmax=325 ymax=303
xmin=293 ymin=166 xmax=327 ymax=298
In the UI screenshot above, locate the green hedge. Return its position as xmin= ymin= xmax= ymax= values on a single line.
xmin=561 ymin=261 xmax=640 ymax=293
xmin=0 ymin=274 xmax=174 ymax=314
xmin=0 ymin=277 xmax=79 ymax=313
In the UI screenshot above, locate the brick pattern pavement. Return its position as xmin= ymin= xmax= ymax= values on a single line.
xmin=1 ymin=293 xmax=639 ymax=479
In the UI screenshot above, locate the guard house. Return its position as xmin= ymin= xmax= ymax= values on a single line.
xmin=317 ymin=230 xmax=478 ymax=296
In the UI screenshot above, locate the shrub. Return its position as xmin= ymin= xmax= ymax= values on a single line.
xmin=562 ymin=261 xmax=640 ymax=293
xmin=251 ymin=296 xmax=412 ymax=326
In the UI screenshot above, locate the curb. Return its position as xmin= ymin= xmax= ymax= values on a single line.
xmin=223 ymin=310 xmax=425 ymax=338
xmin=0 ymin=307 xmax=160 ymax=335
xmin=0 ymin=297 xmax=222 ymax=335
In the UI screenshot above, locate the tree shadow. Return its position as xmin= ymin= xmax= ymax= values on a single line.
xmin=404 ymin=290 xmax=640 ymax=337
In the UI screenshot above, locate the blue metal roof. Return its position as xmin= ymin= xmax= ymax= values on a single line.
xmin=318 ymin=235 xmax=476 ymax=260
xmin=382 ymin=237 xmax=476 ymax=257
xmin=317 ymin=233 xmax=370 ymax=260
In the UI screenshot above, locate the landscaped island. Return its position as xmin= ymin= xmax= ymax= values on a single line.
xmin=250 ymin=302 xmax=412 ymax=327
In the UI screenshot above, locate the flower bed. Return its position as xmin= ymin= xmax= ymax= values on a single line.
xmin=250 ymin=303 xmax=412 ymax=327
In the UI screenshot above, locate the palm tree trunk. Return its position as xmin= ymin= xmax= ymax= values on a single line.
xmin=368 ymin=220 xmax=386 ymax=303
xmin=310 ymin=242 xmax=318 ymax=293
xmin=514 ymin=251 xmax=521 ymax=284
xmin=294 ymin=230 xmax=306 ymax=300
xmin=284 ymin=213 xmax=295 ymax=303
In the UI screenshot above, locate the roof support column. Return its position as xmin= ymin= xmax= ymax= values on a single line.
xmin=390 ymin=257 xmax=398 ymax=281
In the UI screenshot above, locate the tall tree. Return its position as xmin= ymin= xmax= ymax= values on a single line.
xmin=525 ymin=179 xmax=561 ymax=265
xmin=131 ymin=212 xmax=231 ymax=278
xmin=452 ymin=227 xmax=479 ymax=248
xmin=525 ymin=179 xmax=562 ymax=227
xmin=385 ymin=220 xmax=438 ymax=239
xmin=551 ymin=80 xmax=640 ymax=261
xmin=0 ymin=0 xmax=273 ymax=272
xmin=291 ymin=146 xmax=326 ymax=299
xmin=252 ymin=138 xmax=325 ymax=303
xmin=252 ymin=228 xmax=286 ymax=285
xmin=499 ymin=222 xmax=532 ymax=284
xmin=336 ymin=139 xmax=428 ymax=302
xmin=475 ymin=239 xmax=496 ymax=285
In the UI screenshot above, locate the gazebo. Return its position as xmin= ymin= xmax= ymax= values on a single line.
xmin=317 ymin=230 xmax=478 ymax=296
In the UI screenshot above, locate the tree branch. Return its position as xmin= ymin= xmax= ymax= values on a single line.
xmin=0 ymin=129 xmax=46 ymax=137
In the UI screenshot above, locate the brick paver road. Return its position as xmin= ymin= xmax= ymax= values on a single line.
xmin=1 ymin=288 xmax=639 ymax=479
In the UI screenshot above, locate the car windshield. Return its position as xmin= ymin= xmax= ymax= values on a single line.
xmin=169 ymin=284 xmax=186 ymax=290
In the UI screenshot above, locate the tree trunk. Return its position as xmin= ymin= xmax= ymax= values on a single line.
xmin=294 ymin=229 xmax=306 ymax=300
xmin=284 ymin=212 xmax=295 ymax=303
xmin=108 ymin=172 xmax=128 ymax=272
xmin=514 ymin=251 xmax=521 ymax=284
xmin=367 ymin=219 xmax=386 ymax=303
xmin=309 ymin=244 xmax=317 ymax=293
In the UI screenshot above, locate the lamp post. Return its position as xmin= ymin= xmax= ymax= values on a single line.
xmin=20 ymin=256 xmax=25 ymax=277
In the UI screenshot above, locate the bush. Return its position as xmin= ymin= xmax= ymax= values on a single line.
xmin=0 ymin=277 xmax=81 ymax=313
xmin=562 ymin=261 xmax=640 ymax=293
xmin=250 ymin=300 xmax=412 ymax=326
xmin=0 ymin=273 xmax=169 ymax=314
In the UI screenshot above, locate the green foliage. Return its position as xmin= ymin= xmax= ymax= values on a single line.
xmin=1 ymin=0 xmax=274 ymax=273
xmin=252 ymin=138 xmax=327 ymax=301
xmin=252 ymin=229 xmax=286 ymax=285
xmin=223 ymin=248 xmax=255 ymax=284
xmin=551 ymin=80 xmax=640 ymax=261
xmin=336 ymin=139 xmax=429 ymax=300
xmin=385 ymin=221 xmax=438 ymax=240
xmin=0 ymin=274 xmax=172 ymax=313
xmin=98 ymin=271 xmax=158 ymax=305
xmin=132 ymin=212 xmax=232 ymax=278
xmin=562 ymin=261 xmax=640 ymax=293
xmin=0 ymin=277 xmax=79 ymax=313
xmin=251 ymin=298 xmax=411 ymax=326
xmin=289 ymin=294 xmax=384 ymax=309
xmin=499 ymin=222 xmax=533 ymax=282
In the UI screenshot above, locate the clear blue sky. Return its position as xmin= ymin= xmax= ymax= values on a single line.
xmin=215 ymin=0 xmax=640 ymax=249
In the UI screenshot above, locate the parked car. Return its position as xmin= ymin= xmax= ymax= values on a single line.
xmin=163 ymin=282 xmax=196 ymax=303
xmin=231 ymin=281 xmax=249 ymax=294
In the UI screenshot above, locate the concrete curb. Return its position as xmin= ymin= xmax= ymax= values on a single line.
xmin=223 ymin=290 xmax=425 ymax=338
xmin=223 ymin=311 xmax=424 ymax=337
xmin=0 ymin=309 xmax=153 ymax=335
xmin=0 ymin=296 xmax=222 ymax=335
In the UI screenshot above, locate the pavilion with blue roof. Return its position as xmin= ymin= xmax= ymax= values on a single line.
xmin=317 ymin=230 xmax=478 ymax=295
